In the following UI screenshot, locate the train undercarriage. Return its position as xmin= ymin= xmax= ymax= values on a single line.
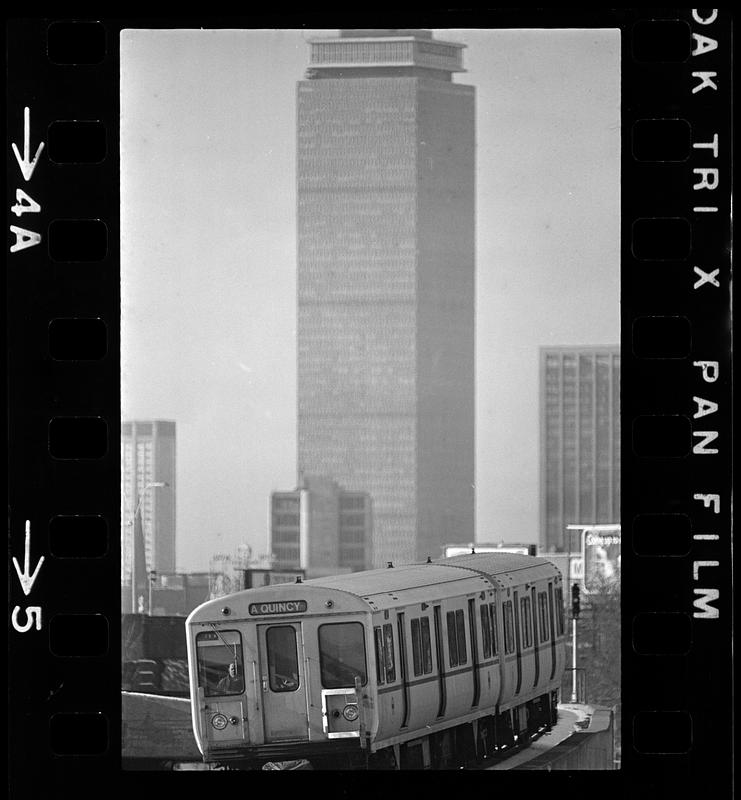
xmin=217 ymin=691 xmax=558 ymax=771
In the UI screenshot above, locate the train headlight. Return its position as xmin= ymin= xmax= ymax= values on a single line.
xmin=342 ymin=704 xmax=359 ymax=722
xmin=211 ymin=713 xmax=229 ymax=730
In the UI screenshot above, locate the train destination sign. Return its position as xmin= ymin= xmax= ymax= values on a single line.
xmin=248 ymin=600 xmax=308 ymax=616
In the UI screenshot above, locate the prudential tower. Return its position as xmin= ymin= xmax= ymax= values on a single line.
xmin=297 ymin=29 xmax=475 ymax=567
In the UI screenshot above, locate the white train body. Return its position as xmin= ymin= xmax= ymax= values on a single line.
xmin=186 ymin=554 xmax=567 ymax=769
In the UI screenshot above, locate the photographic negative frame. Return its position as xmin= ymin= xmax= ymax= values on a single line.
xmin=6 ymin=10 xmax=733 ymax=796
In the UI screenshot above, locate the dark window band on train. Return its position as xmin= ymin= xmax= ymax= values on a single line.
xmin=520 ymin=596 xmax=533 ymax=648
xmin=411 ymin=617 xmax=433 ymax=676
xmin=554 ymin=586 xmax=565 ymax=636
xmin=383 ymin=622 xmax=396 ymax=682
xmin=538 ymin=592 xmax=550 ymax=641
xmin=374 ymin=626 xmax=385 ymax=684
xmin=502 ymin=601 xmax=515 ymax=654
xmin=489 ymin=603 xmax=499 ymax=656
xmin=446 ymin=609 xmax=467 ymax=667
xmin=480 ymin=604 xmax=492 ymax=658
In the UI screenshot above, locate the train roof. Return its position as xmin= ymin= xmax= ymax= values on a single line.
xmin=437 ymin=553 xmax=555 ymax=574
xmin=188 ymin=554 xmax=563 ymax=622
xmin=302 ymin=553 xmax=561 ymax=608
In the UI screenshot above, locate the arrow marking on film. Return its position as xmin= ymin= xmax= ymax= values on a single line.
xmin=11 ymin=107 xmax=45 ymax=182
xmin=13 ymin=520 xmax=45 ymax=596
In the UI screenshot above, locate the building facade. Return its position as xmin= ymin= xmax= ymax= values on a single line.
xmin=270 ymin=476 xmax=372 ymax=575
xmin=539 ymin=346 xmax=620 ymax=552
xmin=297 ymin=30 xmax=476 ymax=567
xmin=121 ymin=419 xmax=176 ymax=585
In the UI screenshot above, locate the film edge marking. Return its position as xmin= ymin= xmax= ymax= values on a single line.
xmin=11 ymin=520 xmax=45 ymax=633
xmin=9 ymin=106 xmax=44 ymax=253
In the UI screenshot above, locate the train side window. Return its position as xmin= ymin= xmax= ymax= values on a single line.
xmin=421 ymin=617 xmax=432 ymax=674
xmin=383 ymin=623 xmax=396 ymax=682
xmin=488 ymin=603 xmax=499 ymax=656
xmin=538 ymin=593 xmax=550 ymax=641
xmin=520 ymin=597 xmax=532 ymax=648
xmin=554 ymin=587 xmax=565 ymax=636
xmin=503 ymin=601 xmax=515 ymax=654
xmin=480 ymin=604 xmax=492 ymax=659
xmin=411 ymin=618 xmax=422 ymax=676
xmin=446 ymin=611 xmax=458 ymax=667
xmin=455 ymin=609 xmax=467 ymax=665
xmin=196 ymin=629 xmax=245 ymax=697
xmin=318 ymin=622 xmax=368 ymax=689
xmin=374 ymin=626 xmax=385 ymax=685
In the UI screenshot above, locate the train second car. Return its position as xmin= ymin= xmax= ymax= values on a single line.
xmin=185 ymin=553 xmax=567 ymax=769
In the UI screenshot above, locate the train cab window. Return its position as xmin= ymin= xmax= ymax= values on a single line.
xmin=488 ymin=603 xmax=499 ymax=657
xmin=538 ymin=592 xmax=550 ymax=641
xmin=480 ymin=605 xmax=492 ymax=658
xmin=411 ymin=617 xmax=433 ymax=676
xmin=266 ymin=625 xmax=300 ymax=692
xmin=502 ymin=601 xmax=515 ymax=654
xmin=319 ymin=622 xmax=368 ymax=689
xmin=554 ymin=587 xmax=565 ymax=636
xmin=383 ymin=623 xmax=396 ymax=682
xmin=446 ymin=609 xmax=467 ymax=667
xmin=374 ymin=626 xmax=385 ymax=685
xmin=196 ymin=629 xmax=245 ymax=697
xmin=520 ymin=597 xmax=533 ymax=648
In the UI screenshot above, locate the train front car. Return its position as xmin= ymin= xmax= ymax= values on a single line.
xmin=186 ymin=583 xmax=374 ymax=769
xmin=185 ymin=553 xmax=568 ymax=770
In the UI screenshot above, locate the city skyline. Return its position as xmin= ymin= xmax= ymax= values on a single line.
xmin=121 ymin=29 xmax=620 ymax=572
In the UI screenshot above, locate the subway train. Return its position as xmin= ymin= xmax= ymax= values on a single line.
xmin=185 ymin=552 xmax=567 ymax=769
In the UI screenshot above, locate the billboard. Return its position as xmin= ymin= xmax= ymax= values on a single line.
xmin=581 ymin=526 xmax=621 ymax=594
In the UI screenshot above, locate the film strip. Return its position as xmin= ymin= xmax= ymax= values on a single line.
xmin=6 ymin=12 xmax=733 ymax=796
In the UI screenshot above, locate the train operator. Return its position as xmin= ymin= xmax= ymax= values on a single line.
xmin=216 ymin=661 xmax=243 ymax=694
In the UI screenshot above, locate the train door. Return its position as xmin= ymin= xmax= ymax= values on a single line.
xmin=396 ymin=612 xmax=410 ymax=729
xmin=433 ymin=605 xmax=446 ymax=717
xmin=256 ymin=623 xmax=309 ymax=742
xmin=547 ymin=582 xmax=557 ymax=680
xmin=531 ymin=587 xmax=540 ymax=688
xmin=512 ymin=590 xmax=522 ymax=694
xmin=467 ymin=599 xmax=480 ymax=707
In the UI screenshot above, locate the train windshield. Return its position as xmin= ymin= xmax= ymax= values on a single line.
xmin=196 ymin=629 xmax=245 ymax=697
xmin=318 ymin=622 xmax=367 ymax=688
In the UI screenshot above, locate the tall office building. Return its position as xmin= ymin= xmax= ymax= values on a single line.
xmin=539 ymin=347 xmax=620 ymax=552
xmin=121 ymin=420 xmax=176 ymax=585
xmin=297 ymin=30 xmax=476 ymax=567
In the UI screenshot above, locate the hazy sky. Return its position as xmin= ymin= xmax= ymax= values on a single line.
xmin=121 ymin=28 xmax=620 ymax=573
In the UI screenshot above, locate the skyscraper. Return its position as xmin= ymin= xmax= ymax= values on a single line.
xmin=297 ymin=30 xmax=475 ymax=567
xmin=539 ymin=346 xmax=620 ymax=552
xmin=121 ymin=420 xmax=176 ymax=587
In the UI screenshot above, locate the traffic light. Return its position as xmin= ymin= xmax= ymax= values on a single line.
xmin=571 ymin=582 xmax=581 ymax=618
